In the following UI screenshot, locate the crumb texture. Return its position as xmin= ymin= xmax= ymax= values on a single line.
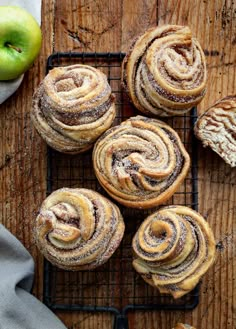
xmin=195 ymin=95 xmax=236 ymax=167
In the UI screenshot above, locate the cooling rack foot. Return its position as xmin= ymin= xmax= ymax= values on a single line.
xmin=113 ymin=314 xmax=129 ymax=329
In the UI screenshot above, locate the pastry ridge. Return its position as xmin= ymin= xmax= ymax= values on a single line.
xmin=194 ymin=95 xmax=236 ymax=167
xmin=93 ymin=115 xmax=190 ymax=209
xmin=122 ymin=25 xmax=207 ymax=116
xmin=132 ymin=205 xmax=215 ymax=298
xmin=34 ymin=188 xmax=125 ymax=270
xmin=31 ymin=64 xmax=116 ymax=154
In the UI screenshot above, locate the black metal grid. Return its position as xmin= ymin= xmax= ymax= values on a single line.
xmin=44 ymin=52 xmax=199 ymax=329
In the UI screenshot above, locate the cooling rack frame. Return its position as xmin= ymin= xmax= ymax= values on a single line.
xmin=43 ymin=52 xmax=199 ymax=329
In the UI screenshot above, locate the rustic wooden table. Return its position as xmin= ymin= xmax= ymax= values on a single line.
xmin=0 ymin=0 xmax=235 ymax=328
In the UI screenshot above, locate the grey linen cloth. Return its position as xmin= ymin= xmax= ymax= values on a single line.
xmin=0 ymin=224 xmax=67 ymax=329
xmin=0 ymin=0 xmax=41 ymax=104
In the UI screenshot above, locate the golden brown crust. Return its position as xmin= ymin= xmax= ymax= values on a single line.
xmin=31 ymin=64 xmax=116 ymax=154
xmin=132 ymin=206 xmax=216 ymax=298
xmin=93 ymin=116 xmax=190 ymax=209
xmin=194 ymin=95 xmax=236 ymax=167
xmin=122 ymin=25 xmax=207 ymax=117
xmin=34 ymin=188 xmax=125 ymax=270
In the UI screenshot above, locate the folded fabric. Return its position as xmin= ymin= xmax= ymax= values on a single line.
xmin=0 ymin=224 xmax=67 ymax=329
xmin=0 ymin=0 xmax=42 ymax=105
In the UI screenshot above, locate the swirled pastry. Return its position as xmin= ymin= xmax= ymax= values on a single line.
xmin=132 ymin=206 xmax=215 ymax=298
xmin=194 ymin=95 xmax=236 ymax=167
xmin=122 ymin=25 xmax=207 ymax=116
xmin=31 ymin=64 xmax=116 ymax=154
xmin=34 ymin=188 xmax=125 ymax=270
xmin=93 ymin=116 xmax=190 ymax=209
xmin=173 ymin=324 xmax=196 ymax=329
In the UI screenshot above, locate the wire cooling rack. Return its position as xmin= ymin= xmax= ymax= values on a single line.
xmin=44 ymin=52 xmax=199 ymax=329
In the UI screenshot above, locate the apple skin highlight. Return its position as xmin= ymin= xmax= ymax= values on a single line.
xmin=0 ymin=6 xmax=42 ymax=80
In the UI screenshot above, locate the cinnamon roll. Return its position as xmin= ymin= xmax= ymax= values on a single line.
xmin=34 ymin=188 xmax=125 ymax=270
xmin=194 ymin=95 xmax=236 ymax=167
xmin=93 ymin=116 xmax=190 ymax=209
xmin=31 ymin=65 xmax=116 ymax=154
xmin=122 ymin=25 xmax=207 ymax=116
xmin=173 ymin=324 xmax=196 ymax=329
xmin=132 ymin=206 xmax=215 ymax=298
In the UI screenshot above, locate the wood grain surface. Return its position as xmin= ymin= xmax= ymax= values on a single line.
xmin=0 ymin=0 xmax=235 ymax=328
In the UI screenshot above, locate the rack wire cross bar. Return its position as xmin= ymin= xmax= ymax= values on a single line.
xmin=43 ymin=52 xmax=199 ymax=329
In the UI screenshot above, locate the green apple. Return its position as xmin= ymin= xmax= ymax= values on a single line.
xmin=0 ymin=6 xmax=42 ymax=80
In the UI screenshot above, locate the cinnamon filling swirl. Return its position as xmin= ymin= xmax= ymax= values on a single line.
xmin=132 ymin=206 xmax=215 ymax=298
xmin=194 ymin=95 xmax=236 ymax=167
xmin=34 ymin=188 xmax=125 ymax=270
xmin=93 ymin=116 xmax=190 ymax=209
xmin=31 ymin=64 xmax=116 ymax=154
xmin=122 ymin=25 xmax=207 ymax=116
